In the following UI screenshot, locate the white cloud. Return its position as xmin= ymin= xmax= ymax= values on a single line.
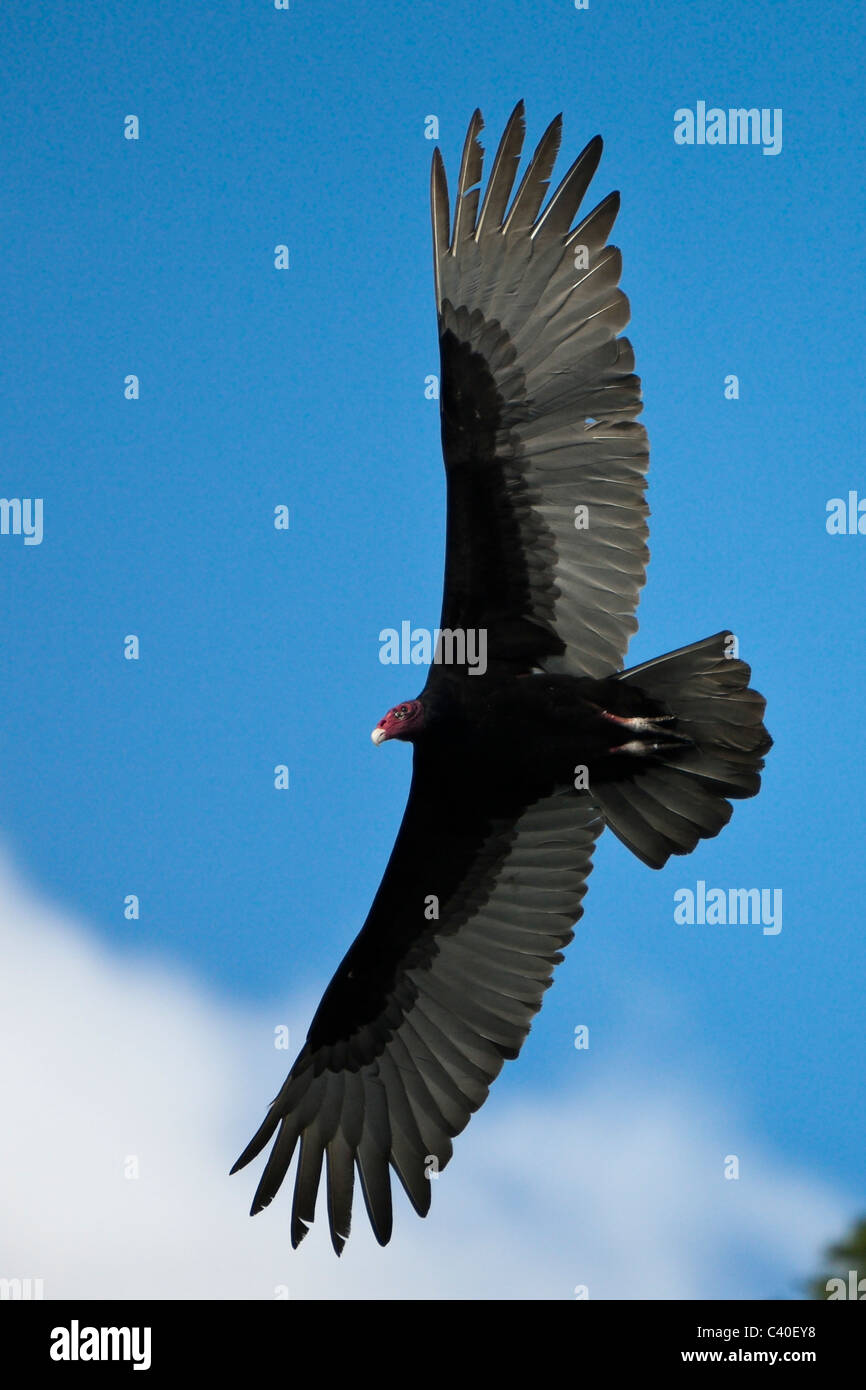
xmin=0 ymin=850 xmax=851 ymax=1300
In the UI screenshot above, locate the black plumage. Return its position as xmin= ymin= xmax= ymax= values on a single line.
xmin=232 ymin=103 xmax=772 ymax=1253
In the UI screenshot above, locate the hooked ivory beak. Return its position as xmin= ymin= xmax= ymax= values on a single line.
xmin=371 ymin=726 xmax=388 ymax=746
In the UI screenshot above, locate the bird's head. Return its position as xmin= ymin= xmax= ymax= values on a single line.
xmin=371 ymin=698 xmax=425 ymax=745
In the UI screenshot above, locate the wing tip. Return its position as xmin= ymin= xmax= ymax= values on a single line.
xmin=290 ymin=1215 xmax=310 ymax=1250
xmin=229 ymin=1108 xmax=281 ymax=1177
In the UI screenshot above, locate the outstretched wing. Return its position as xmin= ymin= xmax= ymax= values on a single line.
xmin=433 ymin=102 xmax=649 ymax=679
xmin=232 ymin=752 xmax=602 ymax=1253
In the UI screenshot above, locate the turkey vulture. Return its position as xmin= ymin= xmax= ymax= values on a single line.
xmin=232 ymin=103 xmax=771 ymax=1252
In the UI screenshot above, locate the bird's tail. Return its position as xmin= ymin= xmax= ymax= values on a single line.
xmin=592 ymin=632 xmax=772 ymax=868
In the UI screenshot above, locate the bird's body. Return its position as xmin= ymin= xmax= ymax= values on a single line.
xmin=391 ymin=670 xmax=686 ymax=788
xmin=233 ymin=104 xmax=772 ymax=1252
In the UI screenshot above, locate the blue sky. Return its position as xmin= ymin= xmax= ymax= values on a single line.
xmin=2 ymin=1 xmax=864 ymax=1294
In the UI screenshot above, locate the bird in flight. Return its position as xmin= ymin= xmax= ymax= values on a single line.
xmin=232 ymin=103 xmax=771 ymax=1253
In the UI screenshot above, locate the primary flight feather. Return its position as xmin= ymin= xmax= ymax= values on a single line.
xmin=232 ymin=102 xmax=771 ymax=1253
